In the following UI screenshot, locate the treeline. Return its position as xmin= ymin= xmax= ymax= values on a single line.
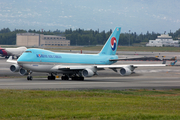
xmin=0 ymin=28 xmax=27 ymax=45
xmin=0 ymin=28 xmax=63 ymax=45
xmin=65 ymin=28 xmax=112 ymax=45
xmin=64 ymin=28 xmax=180 ymax=45
xmin=0 ymin=28 xmax=180 ymax=45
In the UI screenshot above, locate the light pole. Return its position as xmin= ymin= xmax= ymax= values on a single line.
xmin=129 ymin=30 xmax=131 ymax=46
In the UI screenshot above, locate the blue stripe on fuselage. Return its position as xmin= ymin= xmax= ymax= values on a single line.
xmin=18 ymin=48 xmax=118 ymax=65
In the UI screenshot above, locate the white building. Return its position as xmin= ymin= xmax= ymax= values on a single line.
xmin=146 ymin=34 xmax=179 ymax=47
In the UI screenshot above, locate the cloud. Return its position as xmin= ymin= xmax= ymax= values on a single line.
xmin=59 ymin=16 xmax=72 ymax=18
xmin=0 ymin=0 xmax=180 ymax=33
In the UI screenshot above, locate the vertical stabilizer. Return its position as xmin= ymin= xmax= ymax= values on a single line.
xmin=99 ymin=27 xmax=121 ymax=55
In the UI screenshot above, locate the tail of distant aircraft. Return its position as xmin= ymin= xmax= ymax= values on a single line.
xmin=170 ymin=59 xmax=177 ymax=66
xmin=99 ymin=27 xmax=121 ymax=55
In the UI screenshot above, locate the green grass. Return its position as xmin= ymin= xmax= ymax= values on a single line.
xmin=0 ymin=89 xmax=180 ymax=119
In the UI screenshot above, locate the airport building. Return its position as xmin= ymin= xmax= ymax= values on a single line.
xmin=16 ymin=33 xmax=70 ymax=47
xmin=146 ymin=34 xmax=179 ymax=47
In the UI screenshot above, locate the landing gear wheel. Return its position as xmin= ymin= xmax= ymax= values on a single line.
xmin=81 ymin=77 xmax=84 ymax=81
xmin=48 ymin=75 xmax=56 ymax=80
xmin=27 ymin=76 xmax=32 ymax=80
xmin=61 ymin=75 xmax=69 ymax=80
xmin=27 ymin=71 xmax=33 ymax=80
xmin=71 ymin=76 xmax=84 ymax=81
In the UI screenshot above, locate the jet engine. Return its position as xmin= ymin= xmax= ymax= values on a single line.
xmin=119 ymin=67 xmax=132 ymax=76
xmin=19 ymin=68 xmax=28 ymax=76
xmin=81 ymin=69 xmax=94 ymax=77
xmin=10 ymin=64 xmax=20 ymax=72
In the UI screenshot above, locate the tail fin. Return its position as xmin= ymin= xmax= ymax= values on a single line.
xmin=99 ymin=27 xmax=121 ymax=55
xmin=170 ymin=60 xmax=177 ymax=66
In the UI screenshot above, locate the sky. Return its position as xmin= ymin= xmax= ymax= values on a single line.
xmin=0 ymin=0 xmax=180 ymax=34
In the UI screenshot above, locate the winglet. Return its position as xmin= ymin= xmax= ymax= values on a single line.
xmin=6 ymin=56 xmax=17 ymax=64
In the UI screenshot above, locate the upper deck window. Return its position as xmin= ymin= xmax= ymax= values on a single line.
xmin=24 ymin=51 xmax=32 ymax=53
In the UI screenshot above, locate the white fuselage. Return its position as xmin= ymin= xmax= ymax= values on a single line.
xmin=5 ymin=47 xmax=27 ymax=57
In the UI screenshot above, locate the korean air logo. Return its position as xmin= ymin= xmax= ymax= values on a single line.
xmin=36 ymin=54 xmax=62 ymax=58
xmin=111 ymin=37 xmax=117 ymax=51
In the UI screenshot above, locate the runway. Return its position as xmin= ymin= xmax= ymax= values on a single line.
xmin=1 ymin=74 xmax=180 ymax=90
xmin=1 ymin=51 xmax=180 ymax=90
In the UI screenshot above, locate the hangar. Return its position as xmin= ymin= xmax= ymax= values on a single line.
xmin=16 ymin=33 xmax=70 ymax=47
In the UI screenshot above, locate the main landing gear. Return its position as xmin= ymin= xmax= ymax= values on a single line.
xmin=61 ymin=75 xmax=69 ymax=80
xmin=47 ymin=74 xmax=84 ymax=81
xmin=71 ymin=76 xmax=84 ymax=80
xmin=61 ymin=75 xmax=84 ymax=81
xmin=26 ymin=73 xmax=85 ymax=81
xmin=48 ymin=74 xmax=56 ymax=80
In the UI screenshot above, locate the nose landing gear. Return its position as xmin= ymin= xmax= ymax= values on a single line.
xmin=27 ymin=71 xmax=33 ymax=80
xmin=27 ymin=76 xmax=32 ymax=80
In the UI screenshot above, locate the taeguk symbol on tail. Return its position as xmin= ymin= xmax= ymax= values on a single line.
xmin=111 ymin=37 xmax=117 ymax=51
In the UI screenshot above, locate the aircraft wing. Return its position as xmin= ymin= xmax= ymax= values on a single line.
xmin=97 ymin=64 xmax=166 ymax=76
xmin=6 ymin=56 xmax=17 ymax=64
xmin=51 ymin=65 xmax=97 ymax=71
xmin=50 ymin=63 xmax=166 ymax=77
xmin=109 ymin=56 xmax=162 ymax=61
xmin=97 ymin=64 xmax=166 ymax=69
xmin=51 ymin=64 xmax=166 ymax=71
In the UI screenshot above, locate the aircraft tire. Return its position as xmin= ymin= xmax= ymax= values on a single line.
xmin=48 ymin=76 xmax=56 ymax=80
xmin=52 ymin=76 xmax=55 ymax=80
xmin=71 ymin=77 xmax=84 ymax=81
xmin=27 ymin=76 xmax=32 ymax=80
xmin=65 ymin=76 xmax=69 ymax=80
xmin=81 ymin=77 xmax=84 ymax=81
xmin=61 ymin=76 xmax=69 ymax=80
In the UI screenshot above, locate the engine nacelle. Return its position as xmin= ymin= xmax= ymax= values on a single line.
xmin=10 ymin=64 xmax=20 ymax=72
xmin=82 ymin=69 xmax=94 ymax=77
xmin=19 ymin=68 xmax=28 ymax=76
xmin=119 ymin=67 xmax=132 ymax=76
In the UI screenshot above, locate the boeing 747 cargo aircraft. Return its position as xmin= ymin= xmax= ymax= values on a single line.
xmin=7 ymin=27 xmax=166 ymax=80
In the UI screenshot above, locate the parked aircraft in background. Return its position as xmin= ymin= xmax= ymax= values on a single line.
xmin=0 ymin=46 xmax=27 ymax=59
xmin=7 ymin=27 xmax=166 ymax=80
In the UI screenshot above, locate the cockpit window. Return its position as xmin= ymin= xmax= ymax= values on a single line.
xmin=24 ymin=51 xmax=32 ymax=53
